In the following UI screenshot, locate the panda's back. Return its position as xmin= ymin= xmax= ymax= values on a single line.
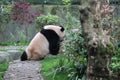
xmin=26 ymin=32 xmax=49 ymax=59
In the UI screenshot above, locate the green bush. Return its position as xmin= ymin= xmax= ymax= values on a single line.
xmin=110 ymin=48 xmax=120 ymax=77
xmin=64 ymin=25 xmax=87 ymax=79
xmin=35 ymin=13 xmax=59 ymax=28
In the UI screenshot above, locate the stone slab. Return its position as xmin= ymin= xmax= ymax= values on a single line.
xmin=0 ymin=50 xmax=21 ymax=63
xmin=3 ymin=60 xmax=44 ymax=80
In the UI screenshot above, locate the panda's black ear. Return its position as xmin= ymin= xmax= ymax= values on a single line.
xmin=60 ymin=26 xmax=64 ymax=32
xmin=61 ymin=27 xmax=64 ymax=32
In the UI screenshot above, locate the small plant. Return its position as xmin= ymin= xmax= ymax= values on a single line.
xmin=35 ymin=13 xmax=59 ymax=28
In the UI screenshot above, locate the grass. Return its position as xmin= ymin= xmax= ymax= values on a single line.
xmin=0 ymin=50 xmax=7 ymax=53
xmin=0 ymin=41 xmax=29 ymax=46
xmin=41 ymin=55 xmax=69 ymax=80
xmin=0 ymin=62 xmax=9 ymax=80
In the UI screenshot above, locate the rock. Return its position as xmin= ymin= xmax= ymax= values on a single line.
xmin=3 ymin=60 xmax=44 ymax=80
xmin=0 ymin=50 xmax=21 ymax=63
xmin=7 ymin=50 xmax=22 ymax=60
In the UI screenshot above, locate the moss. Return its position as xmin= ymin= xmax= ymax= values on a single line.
xmin=98 ymin=41 xmax=115 ymax=56
xmin=106 ymin=42 xmax=115 ymax=55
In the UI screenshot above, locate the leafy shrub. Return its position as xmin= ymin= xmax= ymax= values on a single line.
xmin=64 ymin=25 xmax=87 ymax=80
xmin=35 ymin=13 xmax=59 ymax=28
xmin=53 ymin=26 xmax=87 ymax=80
xmin=110 ymin=48 xmax=120 ymax=78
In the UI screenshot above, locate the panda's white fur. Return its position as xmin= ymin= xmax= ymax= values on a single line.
xmin=25 ymin=32 xmax=49 ymax=60
xmin=21 ymin=25 xmax=65 ymax=61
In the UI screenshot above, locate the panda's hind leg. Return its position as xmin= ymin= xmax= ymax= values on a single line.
xmin=21 ymin=51 xmax=28 ymax=61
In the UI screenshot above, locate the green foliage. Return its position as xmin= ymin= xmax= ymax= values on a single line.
xmin=41 ymin=55 xmax=68 ymax=80
xmin=0 ymin=2 xmax=11 ymax=26
xmin=26 ymin=0 xmax=63 ymax=5
xmin=64 ymin=25 xmax=87 ymax=79
xmin=110 ymin=48 xmax=120 ymax=75
xmin=0 ymin=41 xmax=29 ymax=46
xmin=8 ymin=0 xmax=80 ymax=5
xmin=109 ymin=17 xmax=120 ymax=77
xmin=35 ymin=13 xmax=59 ymax=28
xmin=62 ymin=0 xmax=71 ymax=5
xmin=0 ymin=0 xmax=11 ymax=32
xmin=62 ymin=0 xmax=71 ymax=10
xmin=0 ymin=62 xmax=8 ymax=80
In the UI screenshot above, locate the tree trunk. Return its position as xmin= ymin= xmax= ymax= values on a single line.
xmin=79 ymin=0 xmax=115 ymax=80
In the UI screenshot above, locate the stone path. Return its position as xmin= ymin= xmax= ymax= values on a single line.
xmin=3 ymin=60 xmax=44 ymax=80
xmin=0 ymin=46 xmax=27 ymax=50
xmin=0 ymin=46 xmax=44 ymax=80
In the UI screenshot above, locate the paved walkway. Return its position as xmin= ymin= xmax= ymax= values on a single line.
xmin=3 ymin=60 xmax=44 ymax=80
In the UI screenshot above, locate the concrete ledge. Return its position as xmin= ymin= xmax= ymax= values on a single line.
xmin=3 ymin=60 xmax=44 ymax=80
xmin=0 ymin=50 xmax=22 ymax=63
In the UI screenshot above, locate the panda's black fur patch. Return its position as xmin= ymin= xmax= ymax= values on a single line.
xmin=59 ymin=25 xmax=64 ymax=32
xmin=41 ymin=29 xmax=60 ymax=55
xmin=21 ymin=51 xmax=27 ymax=61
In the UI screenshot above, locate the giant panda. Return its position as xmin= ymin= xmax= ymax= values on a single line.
xmin=20 ymin=25 xmax=65 ymax=61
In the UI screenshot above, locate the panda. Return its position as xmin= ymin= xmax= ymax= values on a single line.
xmin=20 ymin=25 xmax=65 ymax=61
